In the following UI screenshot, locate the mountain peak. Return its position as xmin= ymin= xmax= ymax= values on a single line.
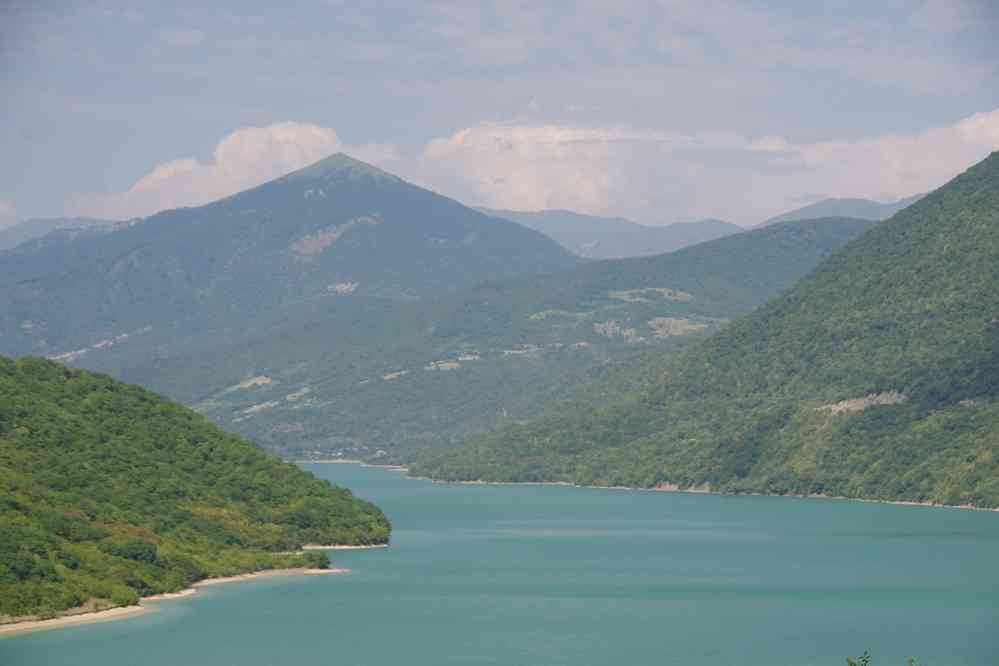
xmin=283 ymin=152 xmax=400 ymax=183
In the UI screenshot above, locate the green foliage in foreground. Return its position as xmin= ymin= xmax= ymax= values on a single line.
xmin=0 ymin=356 xmax=390 ymax=619
xmin=412 ymin=152 xmax=999 ymax=509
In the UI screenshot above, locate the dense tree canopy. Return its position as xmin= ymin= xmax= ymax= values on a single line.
xmin=0 ymin=356 xmax=389 ymax=619
xmin=412 ymin=153 xmax=999 ymax=509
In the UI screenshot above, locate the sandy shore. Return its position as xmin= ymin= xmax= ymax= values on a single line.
xmin=0 ymin=568 xmax=349 ymax=637
xmin=186 ymin=568 xmax=348 ymax=588
xmin=292 ymin=459 xmax=364 ymax=464
xmin=301 ymin=543 xmax=389 ymax=550
xmin=0 ymin=605 xmax=149 ymax=636
xmin=293 ymin=460 xmax=408 ymax=472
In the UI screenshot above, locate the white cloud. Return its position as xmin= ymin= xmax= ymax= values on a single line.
xmin=420 ymin=123 xmax=689 ymax=213
xmin=0 ymin=199 xmax=16 ymax=229
xmin=69 ymin=109 xmax=999 ymax=226
xmin=758 ymin=108 xmax=999 ymax=205
xmin=418 ymin=109 xmax=999 ymax=224
xmin=73 ymin=122 xmax=398 ymax=219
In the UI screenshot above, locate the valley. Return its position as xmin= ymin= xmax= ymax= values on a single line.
xmin=4 ymin=4 xmax=998 ymax=663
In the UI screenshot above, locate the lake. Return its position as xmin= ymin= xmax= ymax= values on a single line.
xmin=3 ymin=463 xmax=998 ymax=665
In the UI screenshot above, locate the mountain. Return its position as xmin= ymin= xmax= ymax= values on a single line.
xmin=478 ymin=207 xmax=741 ymax=259
xmin=0 ymin=355 xmax=390 ymax=620
xmin=762 ymin=194 xmax=923 ymax=226
xmin=411 ymin=154 xmax=999 ymax=509
xmin=89 ymin=217 xmax=875 ymax=463
xmin=0 ymin=153 xmax=579 ymax=357
xmin=0 ymin=216 xmax=115 ymax=251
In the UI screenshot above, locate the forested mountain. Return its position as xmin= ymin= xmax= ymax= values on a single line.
xmin=0 ymin=356 xmax=389 ymax=620
xmin=0 ymin=217 xmax=118 ymax=252
xmin=91 ymin=217 xmax=874 ymax=462
xmin=479 ymin=207 xmax=741 ymax=258
xmin=412 ymin=153 xmax=999 ymax=509
xmin=762 ymin=194 xmax=923 ymax=226
xmin=0 ymin=153 xmax=578 ymax=357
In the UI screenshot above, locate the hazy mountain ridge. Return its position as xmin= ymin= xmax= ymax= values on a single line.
xmin=412 ymin=153 xmax=999 ymax=508
xmin=0 ymin=217 xmax=119 ymax=252
xmin=0 ymin=153 xmax=579 ymax=357
xmin=0 ymin=156 xmax=888 ymax=472
xmin=86 ymin=217 xmax=875 ymax=463
xmin=479 ymin=207 xmax=741 ymax=259
xmin=762 ymin=194 xmax=923 ymax=226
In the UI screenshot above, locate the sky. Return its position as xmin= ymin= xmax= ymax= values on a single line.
xmin=2 ymin=0 xmax=999 ymax=228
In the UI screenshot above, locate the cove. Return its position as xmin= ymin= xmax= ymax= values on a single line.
xmin=3 ymin=463 xmax=997 ymax=666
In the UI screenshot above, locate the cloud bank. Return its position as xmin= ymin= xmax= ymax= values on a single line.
xmin=418 ymin=108 xmax=999 ymax=223
xmin=73 ymin=109 xmax=999 ymax=225
xmin=73 ymin=122 xmax=397 ymax=219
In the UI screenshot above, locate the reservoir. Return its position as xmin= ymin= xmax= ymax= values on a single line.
xmin=4 ymin=462 xmax=997 ymax=665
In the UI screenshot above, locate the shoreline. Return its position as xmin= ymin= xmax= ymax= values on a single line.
xmin=413 ymin=475 xmax=999 ymax=513
xmin=291 ymin=459 xmax=364 ymax=464
xmin=301 ymin=543 xmax=389 ymax=550
xmin=296 ymin=458 xmax=998 ymax=513
xmin=293 ymin=459 xmax=408 ymax=471
xmin=0 ymin=567 xmax=349 ymax=638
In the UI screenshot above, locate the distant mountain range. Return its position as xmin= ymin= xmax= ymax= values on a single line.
xmin=478 ymin=208 xmax=741 ymax=259
xmin=0 ymin=153 xmax=579 ymax=357
xmin=479 ymin=195 xmax=922 ymax=261
xmin=412 ymin=152 xmax=999 ymax=509
xmin=0 ymin=154 xmax=877 ymax=464
xmin=761 ymin=194 xmax=923 ymax=226
xmin=88 ymin=216 xmax=874 ymax=463
xmin=0 ymin=216 xmax=116 ymax=251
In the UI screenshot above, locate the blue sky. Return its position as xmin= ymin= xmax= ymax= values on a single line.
xmin=2 ymin=0 xmax=998 ymax=226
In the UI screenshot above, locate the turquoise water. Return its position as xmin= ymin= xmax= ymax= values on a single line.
xmin=4 ymin=463 xmax=998 ymax=666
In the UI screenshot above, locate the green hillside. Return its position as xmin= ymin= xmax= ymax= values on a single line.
xmin=480 ymin=207 xmax=740 ymax=259
xmin=0 ymin=153 xmax=578 ymax=358
xmin=103 ymin=217 xmax=875 ymax=462
xmin=412 ymin=153 xmax=999 ymax=508
xmin=0 ymin=356 xmax=389 ymax=620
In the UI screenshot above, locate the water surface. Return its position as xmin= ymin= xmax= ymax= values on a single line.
xmin=4 ymin=463 xmax=998 ymax=665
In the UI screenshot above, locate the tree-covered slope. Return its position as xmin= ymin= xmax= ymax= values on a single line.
xmin=102 ymin=217 xmax=874 ymax=463
xmin=480 ymin=207 xmax=741 ymax=259
xmin=412 ymin=153 xmax=999 ymax=508
xmin=0 ymin=356 xmax=389 ymax=620
xmin=0 ymin=153 xmax=578 ymax=357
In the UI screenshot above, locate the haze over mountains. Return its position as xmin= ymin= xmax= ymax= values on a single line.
xmin=478 ymin=208 xmax=741 ymax=259
xmin=0 ymin=192 xmax=913 ymax=261
xmin=0 ymin=154 xmax=876 ymax=465
xmin=413 ymin=152 xmax=999 ymax=508
xmin=0 ymin=217 xmax=117 ymax=251
xmin=761 ymin=194 xmax=924 ymax=227
xmin=0 ymin=154 xmax=578 ymax=358
xmin=164 ymin=215 xmax=874 ymax=461
xmin=2 ymin=149 xmax=993 ymax=510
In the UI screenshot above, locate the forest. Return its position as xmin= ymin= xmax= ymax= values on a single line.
xmin=411 ymin=152 xmax=999 ymax=509
xmin=0 ymin=356 xmax=390 ymax=619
